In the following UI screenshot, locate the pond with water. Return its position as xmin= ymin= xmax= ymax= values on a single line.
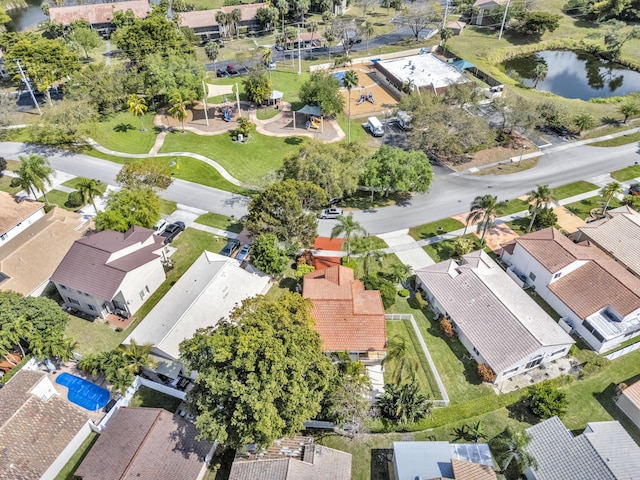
xmin=503 ymin=50 xmax=640 ymax=100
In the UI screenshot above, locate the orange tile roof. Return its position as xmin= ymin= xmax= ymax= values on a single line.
xmin=314 ymin=237 xmax=344 ymax=251
xmin=303 ymin=266 xmax=386 ymax=352
xmin=314 ymin=256 xmax=341 ymax=271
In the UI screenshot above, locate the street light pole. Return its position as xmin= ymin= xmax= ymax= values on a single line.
xmin=498 ymin=0 xmax=511 ymax=40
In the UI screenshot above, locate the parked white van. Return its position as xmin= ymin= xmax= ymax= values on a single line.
xmin=365 ymin=116 xmax=384 ymax=137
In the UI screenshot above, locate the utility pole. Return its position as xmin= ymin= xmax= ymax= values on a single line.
xmin=442 ymin=1 xmax=449 ymax=29
xmin=15 ymin=59 xmax=42 ymax=116
xmin=498 ymin=0 xmax=511 ymax=40
xmin=297 ymin=23 xmax=302 ymax=75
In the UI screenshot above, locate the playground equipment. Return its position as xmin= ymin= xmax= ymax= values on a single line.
xmin=306 ymin=115 xmax=321 ymax=130
xmin=357 ymin=94 xmax=365 ymax=105
xmin=357 ymin=93 xmax=375 ymax=105
xmin=368 ymin=92 xmax=375 ymax=104
xmin=221 ymin=95 xmax=233 ymax=122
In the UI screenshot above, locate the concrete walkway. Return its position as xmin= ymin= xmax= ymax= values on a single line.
xmin=378 ymin=229 xmax=434 ymax=269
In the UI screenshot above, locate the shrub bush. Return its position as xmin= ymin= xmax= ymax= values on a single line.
xmin=66 ymin=191 xmax=84 ymax=208
xmin=439 ymin=317 xmax=456 ymax=339
xmin=581 ymin=356 xmax=610 ymax=377
xmin=398 ymin=288 xmax=409 ymax=297
xmin=527 ymin=382 xmax=568 ymax=419
xmin=477 ymin=363 xmax=496 ymax=383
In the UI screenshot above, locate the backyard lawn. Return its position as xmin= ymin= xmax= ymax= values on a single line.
xmin=129 ymin=386 xmax=182 ymax=412
xmin=90 ymin=111 xmax=159 ymax=154
xmin=422 ymin=234 xmax=483 ymax=263
xmin=195 ymin=212 xmax=244 ymax=233
xmin=408 ymin=218 xmax=465 ymax=241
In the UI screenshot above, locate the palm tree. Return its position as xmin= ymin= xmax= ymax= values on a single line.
xmin=168 ymin=90 xmax=190 ymax=133
xmin=343 ymin=70 xmax=359 ymax=143
xmin=618 ymin=101 xmax=640 ymax=124
xmin=500 ymin=427 xmax=538 ymax=474
xmin=525 ymin=184 xmax=555 ymax=232
xmin=117 ymin=339 xmax=155 ymax=375
xmin=377 ymin=382 xmax=431 ymax=424
xmin=572 ymin=112 xmax=595 ymax=134
xmin=388 ymin=262 xmax=412 ymax=284
xmin=205 ymin=40 xmax=219 ymax=73
xmin=28 ymin=328 xmax=76 ymax=361
xmin=601 ymin=181 xmax=622 ymax=214
xmin=307 ymin=20 xmax=318 ymax=50
xmin=261 ymin=47 xmax=273 ymax=80
xmin=230 ymin=8 xmax=242 ymax=40
xmin=215 ymin=11 xmax=228 ymax=38
xmin=15 ymin=154 xmax=55 ymax=205
xmin=0 ymin=316 xmax=33 ymax=357
xmin=532 ymin=63 xmax=548 ymax=88
xmin=381 ymin=335 xmax=418 ymax=384
xmin=76 ymin=177 xmax=103 ymax=213
xmin=466 ymin=194 xmax=504 ymax=245
xmin=126 ymin=94 xmax=148 ymax=131
xmin=330 ymin=212 xmax=365 ymax=259
xmin=352 ymin=236 xmax=386 ymax=276
xmin=362 ymin=21 xmax=374 ymax=54
xmin=440 ymin=26 xmax=453 ymax=47
xmin=325 ymin=27 xmax=335 ymax=61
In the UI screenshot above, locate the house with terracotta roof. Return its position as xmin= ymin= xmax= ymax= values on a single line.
xmin=617 ymin=380 xmax=640 ymax=430
xmin=302 ymin=265 xmax=386 ymax=364
xmin=416 ymin=250 xmax=574 ymax=383
xmin=51 ymin=226 xmax=166 ymax=319
xmin=49 ymin=0 xmax=151 ymax=35
xmin=0 ymin=191 xmax=45 ymax=247
xmin=228 ymin=435 xmax=352 ymax=480
xmin=0 ymin=370 xmax=94 ymax=480
xmin=75 ymin=407 xmax=213 ymax=480
xmin=179 ymin=3 xmax=267 ymax=40
xmin=471 ymin=0 xmax=506 ymax=26
xmin=575 ymin=205 xmax=640 ymax=278
xmin=0 ymin=206 xmax=91 ymax=296
xmin=501 ymin=227 xmax=640 ymax=353
xmin=525 ymin=416 xmax=640 ymax=480
xmin=393 ymin=441 xmax=497 ymax=480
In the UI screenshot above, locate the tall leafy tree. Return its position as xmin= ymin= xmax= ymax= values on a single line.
xmin=249 ymin=234 xmax=289 ymax=276
xmin=601 ymin=181 xmax=622 ymax=213
xmin=498 ymin=427 xmax=538 ymax=474
xmin=229 ymin=8 xmax=242 ymax=39
xmin=205 ymin=40 xmax=219 ymax=67
xmin=143 ymin=53 xmax=205 ymax=103
xmin=526 ymin=382 xmax=568 ymax=420
xmin=343 ymin=69 xmax=358 ymax=143
xmin=67 ymin=25 xmax=101 ymax=59
xmin=215 ymin=11 xmax=229 ymax=37
xmin=180 ymin=293 xmax=335 ymax=449
xmin=243 ymin=69 xmax=272 ymax=105
xmin=299 ymin=71 xmax=344 ymax=117
xmin=330 ymin=213 xmax=365 ymax=259
xmin=439 ymin=26 xmax=453 ymax=46
xmin=525 ymin=184 xmax=555 ymax=232
xmin=14 ymin=154 xmax=55 ymax=205
xmin=466 ymin=194 xmax=505 ymax=244
xmin=95 ymin=187 xmax=161 ymax=232
xmin=167 ymin=89 xmax=190 ymax=133
xmin=260 ymin=47 xmax=273 ymax=80
xmin=116 ymin=339 xmax=154 ymax=375
xmin=29 ymin=99 xmax=96 ymax=145
xmin=126 ymin=94 xmax=148 ymax=131
xmin=76 ymin=177 xmax=103 ymax=213
xmin=377 ymin=382 xmax=431 ymax=424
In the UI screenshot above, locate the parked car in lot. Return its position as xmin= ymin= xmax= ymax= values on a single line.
xmin=320 ymin=208 xmax=343 ymax=219
xmin=161 ymin=222 xmax=185 ymax=244
xmin=221 ymin=239 xmax=241 ymax=256
xmin=236 ymin=243 xmax=251 ymax=262
xmin=216 ymin=69 xmax=230 ymax=78
xmin=226 ymin=64 xmax=239 ymax=75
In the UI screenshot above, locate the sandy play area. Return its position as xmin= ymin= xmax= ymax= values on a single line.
xmin=338 ymin=69 xmax=400 ymax=118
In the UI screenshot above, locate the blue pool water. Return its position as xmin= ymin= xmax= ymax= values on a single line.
xmin=56 ymin=373 xmax=110 ymax=411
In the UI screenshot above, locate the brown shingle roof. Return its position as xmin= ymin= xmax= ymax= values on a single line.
xmin=179 ymin=2 xmax=267 ymax=29
xmin=513 ymin=227 xmax=640 ymax=319
xmin=0 ymin=192 xmax=44 ymax=236
xmin=303 ymin=265 xmax=386 ymax=352
xmin=451 ymin=459 xmax=497 ymax=480
xmin=620 ymin=381 xmax=640 ymax=408
xmin=75 ymin=407 xmax=212 ymax=480
xmin=50 ymin=226 xmax=164 ymax=301
xmin=49 ymin=0 xmax=151 ymax=26
xmin=0 ymin=207 xmax=91 ymax=295
xmin=0 ymin=370 xmax=90 ymax=480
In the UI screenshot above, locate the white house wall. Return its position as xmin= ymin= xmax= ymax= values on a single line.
xmin=56 ymin=283 xmax=109 ymax=318
xmin=0 ymin=208 xmax=44 ymax=247
xmin=617 ymin=394 xmax=640 ymax=430
xmin=117 ymin=257 xmax=166 ymax=315
xmin=40 ymin=421 xmax=93 ymax=480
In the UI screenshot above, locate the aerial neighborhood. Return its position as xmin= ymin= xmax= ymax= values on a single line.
xmin=2 ymin=0 xmax=640 ymax=478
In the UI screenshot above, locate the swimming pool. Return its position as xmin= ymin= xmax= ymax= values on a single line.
xmin=56 ymin=373 xmax=110 ymax=411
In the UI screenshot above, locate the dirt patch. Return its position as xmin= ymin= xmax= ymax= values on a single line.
xmin=337 ymin=69 xmax=400 ymax=119
xmin=445 ymin=132 xmax=539 ymax=171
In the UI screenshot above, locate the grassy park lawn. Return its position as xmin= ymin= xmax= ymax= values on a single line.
xmin=589 ymin=131 xmax=640 ymax=147
xmin=611 ymin=164 xmax=640 ymax=182
xmin=62 ymin=177 xmax=108 ymax=195
xmin=195 ymin=212 xmax=244 ymax=233
xmin=129 ymin=386 xmax=182 ymax=412
xmin=91 ymin=111 xmax=159 ymax=154
xmin=565 ymin=196 xmax=621 ymax=220
xmin=551 ymin=180 xmax=598 ymax=200
xmin=159 ymin=130 xmax=305 ymax=185
xmin=423 ymin=234 xmax=483 ymax=263
xmin=408 ymin=218 xmax=465 ymax=241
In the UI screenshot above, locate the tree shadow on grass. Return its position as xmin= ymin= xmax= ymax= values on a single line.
xmin=278 ymin=277 xmax=298 ymax=292
xmin=506 ymin=397 xmax=537 ymax=424
xmin=594 ymin=374 xmax=640 ymax=442
xmin=284 ymin=137 xmax=304 ymax=146
xmin=601 ymin=116 xmax=620 ymax=126
xmin=113 ymin=123 xmax=135 ymax=133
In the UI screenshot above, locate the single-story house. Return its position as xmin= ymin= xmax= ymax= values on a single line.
xmin=51 ymin=226 xmax=166 ymax=319
xmin=179 ymin=3 xmax=267 ymax=40
xmin=501 ymin=227 xmax=640 ymax=353
xmin=49 ymin=0 xmax=151 ymax=35
xmin=303 ymin=265 xmax=386 ymax=364
xmin=447 ymin=20 xmax=466 ymax=35
xmin=416 ymin=250 xmax=574 ymax=383
xmin=124 ymin=250 xmax=270 ymax=363
xmin=617 ymin=380 xmax=640 ymax=430
xmin=393 ymin=441 xmax=497 ymax=480
xmin=75 ymin=407 xmax=213 ymax=480
xmin=525 ymin=416 xmax=640 ymax=480
xmin=0 ymin=192 xmax=45 ymax=247
xmin=0 ymin=206 xmax=91 ymax=296
xmin=229 ymin=436 xmax=352 ymax=480
xmin=575 ymin=205 xmax=640 ymax=278
xmin=0 ymin=370 xmax=94 ymax=480
xmin=471 ymin=0 xmax=506 ymax=26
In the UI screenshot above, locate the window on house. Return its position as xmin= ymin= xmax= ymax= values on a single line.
xmin=551 ymin=348 xmax=566 ymax=357
xmin=504 ymin=366 xmax=519 ymax=375
xmin=473 ymin=347 xmax=479 ymax=355
xmin=525 ymin=356 xmax=543 ymax=369
xmin=67 ymin=298 xmax=80 ymax=306
xmin=528 ymin=272 xmax=537 ymax=281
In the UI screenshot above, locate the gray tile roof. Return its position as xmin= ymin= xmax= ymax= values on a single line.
xmin=415 ymin=251 xmax=573 ymax=374
xmin=75 ymin=407 xmax=212 ymax=480
xmin=526 ymin=416 xmax=640 ymax=480
xmin=51 ymin=226 xmax=164 ymax=301
xmin=0 ymin=370 xmax=90 ymax=480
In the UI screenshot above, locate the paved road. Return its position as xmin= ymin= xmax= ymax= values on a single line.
xmin=2 ymin=140 xmax=639 ymax=236
xmin=0 ymin=142 xmax=251 ymax=218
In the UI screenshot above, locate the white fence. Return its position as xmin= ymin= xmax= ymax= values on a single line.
xmin=386 ymin=313 xmax=450 ymax=407
xmin=605 ymin=341 xmax=640 ymax=361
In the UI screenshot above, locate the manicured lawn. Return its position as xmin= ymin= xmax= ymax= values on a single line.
xmin=54 ymin=432 xmax=98 ymax=480
xmin=3 ymin=159 xmax=21 ymax=171
xmin=367 ymin=236 xmax=388 ymax=249
xmin=385 ymin=320 xmax=439 ymax=399
xmin=39 ymin=189 xmax=75 ymax=210
xmin=90 ymin=111 xmax=159 ymax=154
xmin=159 ymin=130 xmax=305 ymax=185
xmin=62 ymin=177 xmax=108 ymax=195
xmin=129 ymin=386 xmax=182 ymax=412
xmin=0 ymin=175 xmax=21 ymax=194
xmin=65 ymin=315 xmax=126 ymax=355
xmin=589 ymin=131 xmax=640 ymax=147
xmin=256 ymin=106 xmax=281 ymax=120
xmin=551 ymin=181 xmax=598 ymax=200
xmin=496 ymin=198 xmax=530 ymax=216
xmin=159 ymin=199 xmax=177 ymax=215
xmin=212 ymin=70 xmax=308 ymax=109
xmin=422 ymin=234 xmax=483 ymax=263
xmin=336 ymin=116 xmax=380 ymax=148
xmin=611 ymin=164 xmax=640 ymax=182
xmin=195 ymin=212 xmax=245 ymax=233
xmin=408 ymin=218 xmax=465 ymax=241
xmin=565 ymin=196 xmax=622 ymax=220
